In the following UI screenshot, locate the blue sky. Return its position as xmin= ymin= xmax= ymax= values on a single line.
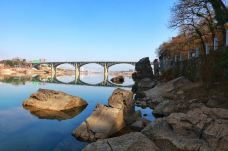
xmin=0 ymin=0 xmax=177 ymax=62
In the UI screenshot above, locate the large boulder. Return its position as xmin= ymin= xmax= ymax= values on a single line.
xmin=153 ymin=105 xmax=228 ymax=151
xmin=108 ymin=88 xmax=133 ymax=110
xmin=82 ymin=132 xmax=159 ymax=151
xmin=132 ymin=57 xmax=155 ymax=98
xmin=133 ymin=57 xmax=154 ymax=80
xmin=73 ymin=104 xmax=125 ymax=141
xmin=153 ymin=99 xmax=190 ymax=117
xmin=108 ymin=88 xmax=136 ymax=124
xmin=23 ymin=89 xmax=88 ymax=111
xmin=74 ymin=88 xmax=138 ymax=141
xmin=144 ymin=76 xmax=192 ymax=102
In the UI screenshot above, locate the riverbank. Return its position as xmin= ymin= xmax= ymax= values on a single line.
xmin=81 ymin=76 xmax=228 ymax=151
xmin=80 ymin=57 xmax=228 ymax=151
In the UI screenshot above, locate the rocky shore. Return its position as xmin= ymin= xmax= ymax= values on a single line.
xmin=81 ymin=58 xmax=228 ymax=151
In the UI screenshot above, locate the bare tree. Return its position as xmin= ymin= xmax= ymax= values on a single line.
xmin=169 ymin=0 xmax=217 ymax=53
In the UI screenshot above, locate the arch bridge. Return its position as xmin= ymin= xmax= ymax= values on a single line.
xmin=32 ymin=61 xmax=140 ymax=81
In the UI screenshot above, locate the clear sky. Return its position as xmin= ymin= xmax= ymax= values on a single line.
xmin=0 ymin=0 xmax=177 ymax=62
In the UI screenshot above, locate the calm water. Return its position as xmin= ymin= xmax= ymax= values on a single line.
xmin=0 ymin=74 xmax=154 ymax=151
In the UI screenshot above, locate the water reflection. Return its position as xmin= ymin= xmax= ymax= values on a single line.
xmin=23 ymin=105 xmax=87 ymax=120
xmin=0 ymin=74 xmax=134 ymax=87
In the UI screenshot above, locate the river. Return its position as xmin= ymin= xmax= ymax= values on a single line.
xmin=0 ymin=74 xmax=154 ymax=151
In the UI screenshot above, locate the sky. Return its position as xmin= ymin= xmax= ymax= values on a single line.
xmin=0 ymin=0 xmax=177 ymax=62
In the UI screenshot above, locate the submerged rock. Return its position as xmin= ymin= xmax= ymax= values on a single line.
xmin=82 ymin=132 xmax=159 ymax=151
xmin=73 ymin=104 xmax=125 ymax=141
xmin=23 ymin=89 xmax=88 ymax=111
xmin=110 ymin=76 xmax=124 ymax=84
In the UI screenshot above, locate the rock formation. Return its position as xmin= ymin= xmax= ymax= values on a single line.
xmin=82 ymin=132 xmax=159 ymax=151
xmin=23 ymin=89 xmax=88 ymax=111
xmin=73 ymin=88 xmax=138 ymax=141
xmin=132 ymin=57 xmax=155 ymax=98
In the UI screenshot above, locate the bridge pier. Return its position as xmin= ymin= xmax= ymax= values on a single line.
xmin=104 ymin=63 xmax=108 ymax=81
xmin=74 ymin=63 xmax=80 ymax=82
xmin=51 ymin=64 xmax=56 ymax=78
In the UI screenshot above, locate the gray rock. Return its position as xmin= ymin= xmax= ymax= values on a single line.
xmin=137 ymin=78 xmax=156 ymax=90
xmin=153 ymin=100 xmax=173 ymax=117
xmin=131 ymin=120 xmax=143 ymax=131
xmin=131 ymin=118 xmax=150 ymax=131
xmin=134 ymin=57 xmax=154 ymax=80
xmin=142 ymin=119 xmax=211 ymax=151
xmin=144 ymin=76 xmax=192 ymax=102
xmin=82 ymin=132 xmax=159 ymax=151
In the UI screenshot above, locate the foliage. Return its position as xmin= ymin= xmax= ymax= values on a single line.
xmin=2 ymin=59 xmax=29 ymax=67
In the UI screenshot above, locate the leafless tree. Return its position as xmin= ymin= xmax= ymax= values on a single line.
xmin=169 ymin=0 xmax=218 ymax=53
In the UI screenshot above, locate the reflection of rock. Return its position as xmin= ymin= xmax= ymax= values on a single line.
xmin=82 ymin=132 xmax=159 ymax=151
xmin=23 ymin=105 xmax=87 ymax=120
xmin=23 ymin=89 xmax=88 ymax=111
xmin=110 ymin=76 xmax=124 ymax=84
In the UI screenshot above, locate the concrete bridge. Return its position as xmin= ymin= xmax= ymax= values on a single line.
xmin=32 ymin=61 xmax=142 ymax=81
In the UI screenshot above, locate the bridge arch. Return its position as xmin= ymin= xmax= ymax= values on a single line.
xmin=79 ymin=63 xmax=104 ymax=84
xmin=108 ymin=63 xmax=135 ymax=86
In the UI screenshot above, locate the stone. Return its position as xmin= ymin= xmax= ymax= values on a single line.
xmin=23 ymin=89 xmax=88 ymax=111
xmin=108 ymin=88 xmax=135 ymax=124
xmin=131 ymin=118 xmax=149 ymax=131
xmin=144 ymin=76 xmax=192 ymax=102
xmin=108 ymin=88 xmax=133 ymax=110
xmin=132 ymin=57 xmax=155 ymax=98
xmin=134 ymin=57 xmax=154 ymax=80
xmin=202 ymin=119 xmax=228 ymax=151
xmin=137 ymin=78 xmax=156 ymax=91
xmin=73 ymin=104 xmax=125 ymax=141
xmin=82 ymin=132 xmax=159 ymax=151
xmin=131 ymin=120 xmax=144 ymax=131
xmin=110 ymin=76 xmax=124 ymax=84
xmin=152 ymin=100 xmax=173 ymax=117
xmin=142 ymin=119 xmax=211 ymax=151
